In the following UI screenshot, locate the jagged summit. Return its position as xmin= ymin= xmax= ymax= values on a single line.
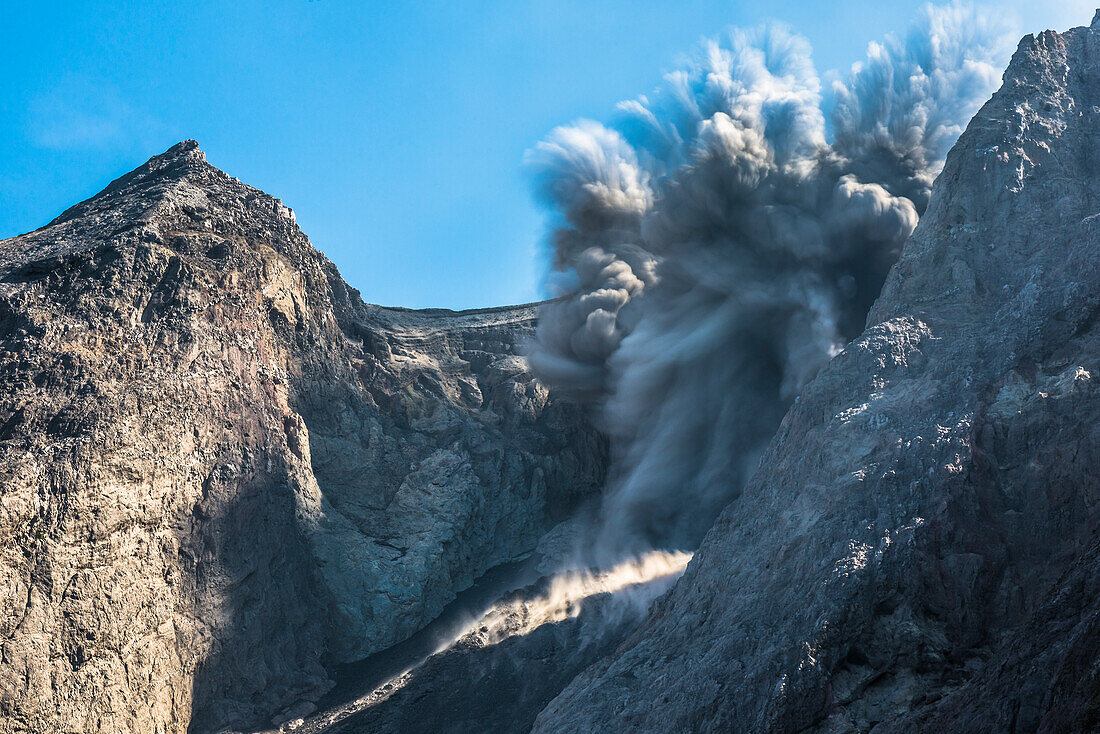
xmin=46 ymin=139 xmax=217 ymax=227
xmin=163 ymin=138 xmax=203 ymax=157
xmin=44 ymin=138 xmax=296 ymax=232
xmin=1 ymin=139 xmax=309 ymax=296
xmin=92 ymin=139 xmax=210 ymax=195
xmin=1 ymin=141 xmax=548 ymax=334
xmin=131 ymin=137 xmax=207 ymax=170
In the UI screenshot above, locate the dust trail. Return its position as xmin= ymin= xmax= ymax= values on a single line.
xmin=446 ymin=550 xmax=693 ymax=647
xmin=301 ymin=551 xmax=691 ymax=732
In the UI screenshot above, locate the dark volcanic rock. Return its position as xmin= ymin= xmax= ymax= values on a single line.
xmin=533 ymin=15 xmax=1100 ymax=734
xmin=0 ymin=141 xmax=606 ymax=733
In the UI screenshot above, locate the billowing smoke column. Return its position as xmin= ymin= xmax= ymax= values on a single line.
xmin=527 ymin=4 xmax=1012 ymax=558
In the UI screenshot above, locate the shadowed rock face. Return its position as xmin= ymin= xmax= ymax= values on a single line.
xmin=0 ymin=141 xmax=606 ymax=733
xmin=533 ymin=16 xmax=1100 ymax=734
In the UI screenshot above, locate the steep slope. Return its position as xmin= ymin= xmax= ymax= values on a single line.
xmin=0 ymin=142 xmax=605 ymax=733
xmin=534 ymin=15 xmax=1100 ymax=734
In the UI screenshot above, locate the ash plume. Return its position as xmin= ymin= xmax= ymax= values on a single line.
xmin=526 ymin=3 xmax=1014 ymax=557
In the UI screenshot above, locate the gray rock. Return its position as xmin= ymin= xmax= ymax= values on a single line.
xmin=0 ymin=141 xmax=606 ymax=733
xmin=533 ymin=15 xmax=1100 ymax=734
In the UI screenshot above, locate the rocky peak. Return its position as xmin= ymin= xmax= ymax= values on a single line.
xmin=47 ymin=139 xmax=214 ymax=226
xmin=0 ymin=142 xmax=606 ymax=733
xmin=2 ymin=140 xmax=331 ymax=332
xmin=103 ymin=138 xmax=208 ymax=188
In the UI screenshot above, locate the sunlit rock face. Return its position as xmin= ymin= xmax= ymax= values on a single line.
xmin=533 ymin=16 xmax=1100 ymax=734
xmin=0 ymin=141 xmax=607 ymax=734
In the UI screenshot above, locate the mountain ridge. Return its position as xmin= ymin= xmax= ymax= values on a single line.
xmin=4 ymin=12 xmax=1100 ymax=732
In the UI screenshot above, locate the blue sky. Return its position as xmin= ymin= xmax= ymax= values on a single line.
xmin=1 ymin=1 xmax=1092 ymax=308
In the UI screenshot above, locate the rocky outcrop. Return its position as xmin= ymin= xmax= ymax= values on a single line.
xmin=0 ymin=142 xmax=606 ymax=733
xmin=533 ymin=14 xmax=1100 ymax=734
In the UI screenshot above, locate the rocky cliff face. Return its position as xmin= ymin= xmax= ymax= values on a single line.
xmin=6 ymin=12 xmax=1100 ymax=734
xmin=533 ymin=15 xmax=1100 ymax=734
xmin=0 ymin=142 xmax=606 ymax=733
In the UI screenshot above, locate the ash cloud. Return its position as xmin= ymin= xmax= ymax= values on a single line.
xmin=526 ymin=3 xmax=1014 ymax=558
